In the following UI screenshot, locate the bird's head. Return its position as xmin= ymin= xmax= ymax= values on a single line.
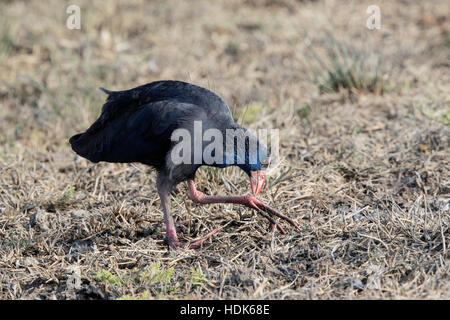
xmin=226 ymin=126 xmax=270 ymax=195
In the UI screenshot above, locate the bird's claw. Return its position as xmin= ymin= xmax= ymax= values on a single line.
xmin=162 ymin=228 xmax=220 ymax=250
xmin=244 ymin=196 xmax=301 ymax=234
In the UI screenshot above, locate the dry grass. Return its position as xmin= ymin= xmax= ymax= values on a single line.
xmin=0 ymin=0 xmax=449 ymax=299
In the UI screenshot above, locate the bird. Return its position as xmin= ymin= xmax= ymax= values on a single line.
xmin=69 ymin=80 xmax=300 ymax=249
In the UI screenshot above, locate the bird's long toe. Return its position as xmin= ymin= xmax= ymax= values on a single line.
xmin=250 ymin=203 xmax=286 ymax=234
xmin=164 ymin=228 xmax=220 ymax=250
xmin=246 ymin=196 xmax=301 ymax=233
xmin=162 ymin=235 xmax=186 ymax=249
xmin=268 ymin=221 xmax=286 ymax=234
xmin=187 ymin=228 xmax=220 ymax=249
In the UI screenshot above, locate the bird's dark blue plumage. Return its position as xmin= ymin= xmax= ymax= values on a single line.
xmin=70 ymin=80 xmax=268 ymax=182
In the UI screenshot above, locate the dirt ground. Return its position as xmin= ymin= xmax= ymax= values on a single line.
xmin=0 ymin=0 xmax=449 ymax=299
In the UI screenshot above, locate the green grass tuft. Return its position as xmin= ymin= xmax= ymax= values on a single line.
xmin=117 ymin=290 xmax=151 ymax=300
xmin=94 ymin=270 xmax=125 ymax=286
xmin=187 ymin=268 xmax=206 ymax=287
xmin=0 ymin=21 xmax=13 ymax=55
xmin=304 ymin=37 xmax=389 ymax=95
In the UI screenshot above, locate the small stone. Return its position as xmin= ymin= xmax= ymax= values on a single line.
xmin=70 ymin=209 xmax=91 ymax=219
xmin=29 ymin=209 xmax=51 ymax=232
xmin=344 ymin=276 xmax=364 ymax=290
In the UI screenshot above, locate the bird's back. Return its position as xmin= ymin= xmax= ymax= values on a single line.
xmin=69 ymin=81 xmax=234 ymax=167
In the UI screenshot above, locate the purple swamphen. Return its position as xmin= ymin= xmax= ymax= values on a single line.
xmin=70 ymin=80 xmax=300 ymax=249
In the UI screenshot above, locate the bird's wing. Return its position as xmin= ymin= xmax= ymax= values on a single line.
xmin=70 ymin=99 xmax=207 ymax=165
xmin=70 ymin=80 xmax=235 ymax=165
xmin=100 ymin=80 xmax=233 ymax=124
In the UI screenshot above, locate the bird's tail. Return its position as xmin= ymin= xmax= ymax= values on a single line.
xmin=99 ymin=87 xmax=114 ymax=95
xmin=69 ymin=132 xmax=102 ymax=163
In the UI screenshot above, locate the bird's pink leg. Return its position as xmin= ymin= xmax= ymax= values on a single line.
xmin=163 ymin=218 xmax=219 ymax=250
xmin=186 ymin=179 xmax=301 ymax=234
xmin=158 ymin=187 xmax=219 ymax=250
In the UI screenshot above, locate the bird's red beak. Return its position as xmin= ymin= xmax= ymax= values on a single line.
xmin=250 ymin=170 xmax=266 ymax=195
